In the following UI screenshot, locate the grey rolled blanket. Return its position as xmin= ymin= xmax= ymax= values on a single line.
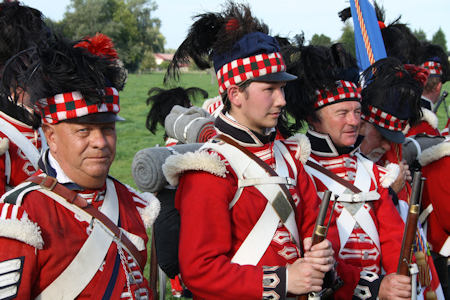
xmin=164 ymin=105 xmax=216 ymax=143
xmin=132 ymin=143 xmax=203 ymax=193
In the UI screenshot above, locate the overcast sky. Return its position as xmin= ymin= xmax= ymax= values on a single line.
xmin=22 ymin=0 xmax=450 ymax=50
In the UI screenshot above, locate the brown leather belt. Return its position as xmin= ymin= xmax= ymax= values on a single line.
xmin=26 ymin=175 xmax=145 ymax=269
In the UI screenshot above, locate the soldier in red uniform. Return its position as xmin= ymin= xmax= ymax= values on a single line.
xmin=418 ymin=141 xmax=450 ymax=299
xmin=0 ymin=1 xmax=50 ymax=195
xmin=162 ymin=2 xmax=335 ymax=299
xmin=0 ymin=34 xmax=160 ymax=299
xmin=283 ymin=41 xmax=411 ymax=299
xmin=405 ymin=42 xmax=450 ymax=137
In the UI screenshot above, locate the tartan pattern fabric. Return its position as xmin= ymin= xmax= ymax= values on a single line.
xmin=421 ymin=61 xmax=443 ymax=76
xmin=361 ymin=105 xmax=408 ymax=131
xmin=216 ymin=52 xmax=286 ymax=95
xmin=35 ymin=87 xmax=120 ymax=124
xmin=315 ymin=80 xmax=361 ymax=109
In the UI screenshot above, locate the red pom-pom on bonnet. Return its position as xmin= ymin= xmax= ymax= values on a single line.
xmin=75 ymin=33 xmax=118 ymax=60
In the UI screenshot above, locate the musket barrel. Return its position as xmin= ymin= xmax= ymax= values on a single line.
xmin=433 ymin=91 xmax=448 ymax=113
xmin=311 ymin=190 xmax=332 ymax=246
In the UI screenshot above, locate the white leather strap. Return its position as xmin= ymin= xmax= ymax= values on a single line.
xmin=440 ymin=237 xmax=450 ymax=257
xmin=307 ymin=156 xmax=381 ymax=252
xmin=354 ymin=153 xmax=378 ymax=190
xmin=231 ymin=203 xmax=281 ymax=266
xmin=0 ymin=118 xmax=40 ymax=170
xmin=183 ymin=117 xmax=204 ymax=142
xmin=306 ymin=157 xmax=380 ymax=203
xmin=274 ymin=141 xmax=298 ymax=183
xmin=353 ymin=153 xmax=375 ymax=191
xmin=239 ymin=177 xmax=294 ymax=187
xmin=336 ymin=205 xmax=381 ymax=253
xmin=405 ymin=137 xmax=422 ymax=157
xmin=35 ymin=179 xmax=119 ymax=300
xmin=4 ymin=150 xmax=10 ymax=187
xmin=318 ymin=191 xmax=380 ymax=202
xmin=353 ymin=206 xmax=381 ymax=251
xmin=336 ymin=208 xmax=356 ymax=253
xmin=37 ymin=128 xmax=49 ymax=154
xmin=419 ymin=204 xmax=433 ymax=225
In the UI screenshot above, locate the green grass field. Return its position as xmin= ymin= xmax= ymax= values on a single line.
xmin=109 ymin=71 xmax=219 ymax=188
xmin=112 ymin=72 xmax=450 ymax=299
xmin=434 ymin=81 xmax=450 ymax=131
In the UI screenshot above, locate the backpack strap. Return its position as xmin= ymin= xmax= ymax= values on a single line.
xmin=2 ymin=181 xmax=41 ymax=205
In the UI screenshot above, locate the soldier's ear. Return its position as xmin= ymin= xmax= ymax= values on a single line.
xmin=41 ymin=123 xmax=56 ymax=151
xmin=227 ymin=85 xmax=242 ymax=108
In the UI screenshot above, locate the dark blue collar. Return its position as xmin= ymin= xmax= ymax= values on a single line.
xmin=38 ymin=150 xmax=85 ymax=191
xmin=214 ymin=112 xmax=276 ymax=146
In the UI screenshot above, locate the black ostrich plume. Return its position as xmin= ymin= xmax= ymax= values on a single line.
xmin=164 ymin=0 xmax=268 ymax=84
xmin=1 ymin=33 xmax=127 ymax=125
xmin=0 ymin=46 xmax=42 ymax=128
xmin=417 ymin=42 xmax=450 ymax=83
xmin=361 ymin=57 xmax=424 ymax=126
xmin=0 ymin=0 xmax=50 ymax=69
xmin=145 ymin=86 xmax=208 ymax=134
xmin=282 ymin=36 xmax=359 ymax=133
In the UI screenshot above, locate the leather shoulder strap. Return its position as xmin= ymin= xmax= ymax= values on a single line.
xmin=306 ymin=159 xmax=362 ymax=193
xmin=25 ymin=175 xmax=145 ymax=269
xmin=306 ymin=159 xmax=377 ymax=211
xmin=214 ymin=134 xmax=297 ymax=212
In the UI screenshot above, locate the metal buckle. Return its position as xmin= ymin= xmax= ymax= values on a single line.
xmin=40 ymin=175 xmax=58 ymax=190
xmin=285 ymin=177 xmax=295 ymax=186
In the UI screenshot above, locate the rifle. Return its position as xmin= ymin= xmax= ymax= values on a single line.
xmin=397 ymin=171 xmax=424 ymax=276
xmin=298 ymin=191 xmax=338 ymax=300
xmin=433 ymin=91 xmax=449 ymax=117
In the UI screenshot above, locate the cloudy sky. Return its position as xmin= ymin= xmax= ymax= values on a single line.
xmin=22 ymin=0 xmax=450 ymax=50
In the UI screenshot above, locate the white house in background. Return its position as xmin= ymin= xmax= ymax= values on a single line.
xmin=153 ymin=53 xmax=174 ymax=65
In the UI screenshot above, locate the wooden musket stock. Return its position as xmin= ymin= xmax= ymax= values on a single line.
xmin=397 ymin=171 xmax=423 ymax=276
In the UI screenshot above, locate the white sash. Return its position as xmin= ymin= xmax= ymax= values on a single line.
xmin=35 ymin=178 xmax=119 ymax=300
xmin=203 ymin=141 xmax=299 ymax=266
xmin=0 ymin=118 xmax=40 ymax=170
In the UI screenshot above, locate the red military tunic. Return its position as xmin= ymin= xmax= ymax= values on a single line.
xmin=0 ymin=151 xmax=158 ymax=299
xmin=163 ymin=113 xmax=322 ymax=300
xmin=0 ymin=111 xmax=43 ymax=195
xmin=406 ymin=99 xmax=441 ymax=137
xmin=305 ymin=130 xmax=405 ymax=299
xmin=418 ymin=138 xmax=450 ymax=256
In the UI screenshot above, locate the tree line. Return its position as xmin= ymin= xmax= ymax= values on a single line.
xmin=45 ymin=0 xmax=448 ymax=73
xmin=46 ymin=0 xmax=165 ymax=72
xmin=310 ymin=21 xmax=448 ymax=58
